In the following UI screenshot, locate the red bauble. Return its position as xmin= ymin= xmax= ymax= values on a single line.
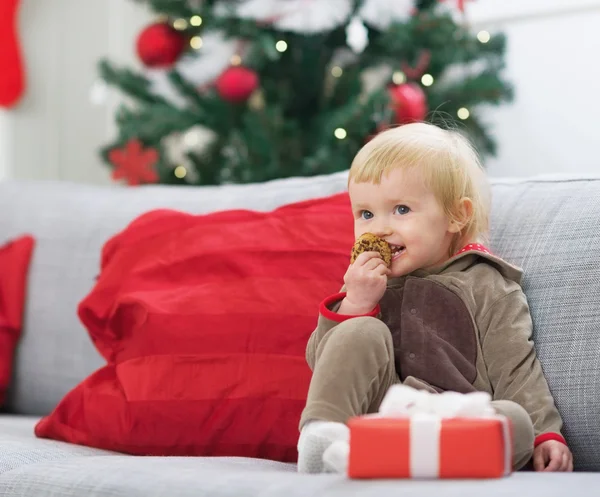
xmin=216 ymin=66 xmax=259 ymax=103
xmin=136 ymin=22 xmax=186 ymax=68
xmin=388 ymin=83 xmax=428 ymax=124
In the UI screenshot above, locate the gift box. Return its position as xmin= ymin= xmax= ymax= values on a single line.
xmin=346 ymin=386 xmax=513 ymax=479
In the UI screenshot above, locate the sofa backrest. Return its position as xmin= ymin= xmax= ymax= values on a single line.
xmin=483 ymin=175 xmax=600 ymax=471
xmin=1 ymin=172 xmax=599 ymax=470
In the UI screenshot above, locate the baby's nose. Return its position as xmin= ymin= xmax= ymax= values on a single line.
xmin=372 ymin=226 xmax=393 ymax=238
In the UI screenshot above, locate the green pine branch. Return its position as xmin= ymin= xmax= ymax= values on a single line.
xmin=114 ymin=101 xmax=200 ymax=143
xmin=98 ymin=59 xmax=171 ymax=106
xmin=434 ymin=71 xmax=514 ymax=108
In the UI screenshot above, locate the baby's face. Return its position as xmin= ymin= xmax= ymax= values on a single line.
xmin=349 ymin=168 xmax=460 ymax=277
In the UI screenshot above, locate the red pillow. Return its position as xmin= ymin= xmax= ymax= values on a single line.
xmin=35 ymin=193 xmax=354 ymax=461
xmin=0 ymin=235 xmax=35 ymax=406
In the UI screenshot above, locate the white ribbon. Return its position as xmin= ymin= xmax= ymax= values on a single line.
xmin=409 ymin=413 xmax=441 ymax=478
xmin=378 ymin=385 xmax=508 ymax=478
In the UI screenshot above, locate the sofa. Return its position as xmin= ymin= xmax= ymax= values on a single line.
xmin=0 ymin=170 xmax=599 ymax=497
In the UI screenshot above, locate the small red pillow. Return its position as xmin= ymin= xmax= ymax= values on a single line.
xmin=35 ymin=193 xmax=354 ymax=461
xmin=0 ymin=235 xmax=35 ymax=406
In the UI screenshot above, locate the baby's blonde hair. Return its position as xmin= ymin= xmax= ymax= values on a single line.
xmin=348 ymin=122 xmax=491 ymax=255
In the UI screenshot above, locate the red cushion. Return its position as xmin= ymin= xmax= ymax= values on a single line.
xmin=35 ymin=193 xmax=354 ymax=461
xmin=0 ymin=235 xmax=35 ymax=406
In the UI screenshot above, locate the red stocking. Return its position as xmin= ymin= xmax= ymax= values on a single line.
xmin=0 ymin=0 xmax=25 ymax=108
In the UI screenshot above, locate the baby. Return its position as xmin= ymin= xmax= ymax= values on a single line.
xmin=297 ymin=122 xmax=573 ymax=473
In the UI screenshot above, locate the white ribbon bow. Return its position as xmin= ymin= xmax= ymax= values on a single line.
xmin=378 ymin=384 xmax=496 ymax=419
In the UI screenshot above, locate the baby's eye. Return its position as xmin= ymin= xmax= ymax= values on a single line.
xmin=394 ymin=205 xmax=410 ymax=215
xmin=360 ymin=210 xmax=374 ymax=220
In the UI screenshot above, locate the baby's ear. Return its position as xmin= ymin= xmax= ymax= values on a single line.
xmin=448 ymin=197 xmax=473 ymax=233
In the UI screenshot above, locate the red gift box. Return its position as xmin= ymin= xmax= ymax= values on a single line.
xmin=347 ymin=413 xmax=513 ymax=479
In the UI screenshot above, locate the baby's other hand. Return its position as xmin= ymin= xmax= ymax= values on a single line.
xmin=533 ymin=440 xmax=573 ymax=472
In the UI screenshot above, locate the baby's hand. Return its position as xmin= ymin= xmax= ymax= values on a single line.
xmin=533 ymin=440 xmax=573 ymax=472
xmin=339 ymin=251 xmax=390 ymax=315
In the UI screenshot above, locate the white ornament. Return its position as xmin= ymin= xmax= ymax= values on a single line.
xmin=346 ymin=16 xmax=369 ymax=54
xmin=219 ymin=0 xmax=353 ymax=34
xmin=182 ymin=126 xmax=217 ymax=151
xmin=163 ymin=132 xmax=188 ymax=167
xmin=162 ymin=126 xmax=216 ymax=183
xmin=359 ymin=0 xmax=414 ymax=30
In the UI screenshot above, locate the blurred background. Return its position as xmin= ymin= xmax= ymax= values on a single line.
xmin=0 ymin=0 xmax=599 ymax=187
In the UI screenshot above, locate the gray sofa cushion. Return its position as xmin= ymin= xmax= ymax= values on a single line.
xmin=488 ymin=177 xmax=600 ymax=470
xmin=0 ymin=417 xmax=596 ymax=497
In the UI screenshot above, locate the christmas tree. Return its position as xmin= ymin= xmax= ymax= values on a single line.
xmin=98 ymin=0 xmax=512 ymax=186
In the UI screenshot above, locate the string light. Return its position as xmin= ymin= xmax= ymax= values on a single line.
xmin=393 ymin=71 xmax=406 ymax=85
xmin=190 ymin=36 xmax=203 ymax=49
xmin=331 ymin=66 xmax=343 ymax=78
xmin=457 ymin=108 xmax=470 ymax=120
xmin=275 ymin=40 xmax=288 ymax=53
xmin=173 ymin=18 xmax=188 ymax=30
xmin=477 ymin=30 xmax=491 ymax=43
xmin=334 ymin=128 xmax=347 ymax=139
xmin=174 ymin=166 xmax=187 ymax=179
xmin=421 ymin=74 xmax=434 ymax=86
xmin=249 ymin=90 xmax=265 ymax=111
xmin=230 ymin=54 xmax=242 ymax=66
xmin=190 ymin=15 xmax=203 ymax=27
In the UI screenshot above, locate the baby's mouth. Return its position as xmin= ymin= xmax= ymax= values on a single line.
xmin=390 ymin=244 xmax=406 ymax=260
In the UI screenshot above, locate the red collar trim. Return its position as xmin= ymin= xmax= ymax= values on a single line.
xmin=454 ymin=243 xmax=493 ymax=257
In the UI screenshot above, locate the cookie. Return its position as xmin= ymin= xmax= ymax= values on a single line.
xmin=350 ymin=233 xmax=392 ymax=267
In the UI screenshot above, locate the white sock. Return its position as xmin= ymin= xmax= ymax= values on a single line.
xmin=297 ymin=421 xmax=349 ymax=474
xmin=323 ymin=440 xmax=350 ymax=474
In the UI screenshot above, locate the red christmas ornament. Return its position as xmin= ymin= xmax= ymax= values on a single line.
xmin=388 ymin=83 xmax=428 ymax=124
xmin=0 ymin=0 xmax=25 ymax=107
xmin=136 ymin=22 xmax=186 ymax=68
xmin=216 ymin=66 xmax=259 ymax=103
xmin=109 ymin=139 xmax=160 ymax=186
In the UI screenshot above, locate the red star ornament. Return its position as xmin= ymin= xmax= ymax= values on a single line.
xmin=108 ymin=139 xmax=160 ymax=186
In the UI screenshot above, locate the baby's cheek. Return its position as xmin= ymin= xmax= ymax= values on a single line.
xmin=400 ymin=222 xmax=420 ymax=240
xmin=354 ymin=224 xmax=366 ymax=238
